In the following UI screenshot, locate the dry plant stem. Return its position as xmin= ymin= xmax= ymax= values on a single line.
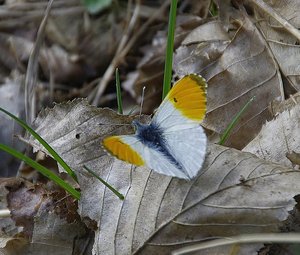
xmin=120 ymin=0 xmax=170 ymax=58
xmin=92 ymin=0 xmax=170 ymax=106
xmin=172 ymin=233 xmax=300 ymax=255
xmin=126 ymin=0 xmax=133 ymax=27
xmin=24 ymin=0 xmax=54 ymax=124
xmin=250 ymin=0 xmax=300 ymax=41
xmin=92 ymin=0 xmax=141 ymax=105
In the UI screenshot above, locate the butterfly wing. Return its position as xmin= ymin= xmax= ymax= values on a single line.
xmin=151 ymin=74 xmax=208 ymax=179
xmin=152 ymin=74 xmax=207 ymax=129
xmin=103 ymin=135 xmax=190 ymax=179
xmin=163 ymin=123 xmax=207 ymax=179
xmin=102 ymin=135 xmax=145 ymax=166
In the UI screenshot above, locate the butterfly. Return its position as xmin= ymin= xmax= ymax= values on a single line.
xmin=102 ymin=74 xmax=207 ymax=180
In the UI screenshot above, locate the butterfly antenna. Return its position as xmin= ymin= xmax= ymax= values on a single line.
xmin=139 ymin=86 xmax=146 ymax=119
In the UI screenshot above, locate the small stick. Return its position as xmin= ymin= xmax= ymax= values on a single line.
xmin=250 ymin=0 xmax=300 ymax=41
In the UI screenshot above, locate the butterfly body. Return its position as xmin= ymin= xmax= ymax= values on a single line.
xmin=103 ymin=74 xmax=207 ymax=180
xmin=133 ymin=120 xmax=186 ymax=175
xmin=133 ymin=120 xmax=164 ymax=149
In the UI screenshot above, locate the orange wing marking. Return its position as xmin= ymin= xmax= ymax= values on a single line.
xmin=103 ymin=136 xmax=144 ymax=166
xmin=167 ymin=74 xmax=207 ymax=121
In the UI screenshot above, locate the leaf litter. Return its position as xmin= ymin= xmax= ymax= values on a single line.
xmin=1 ymin=0 xmax=300 ymax=254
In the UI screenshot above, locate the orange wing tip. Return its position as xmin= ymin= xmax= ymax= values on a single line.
xmin=188 ymin=74 xmax=207 ymax=93
xmin=167 ymin=74 xmax=207 ymax=121
xmin=102 ymin=136 xmax=145 ymax=166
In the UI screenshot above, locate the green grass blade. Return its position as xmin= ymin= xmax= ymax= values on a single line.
xmin=83 ymin=165 xmax=124 ymax=200
xmin=209 ymin=0 xmax=218 ymax=16
xmin=219 ymin=96 xmax=255 ymax=145
xmin=162 ymin=0 xmax=178 ymax=99
xmin=0 ymin=143 xmax=80 ymax=200
xmin=0 ymin=107 xmax=78 ymax=182
xmin=115 ymin=68 xmax=123 ymax=114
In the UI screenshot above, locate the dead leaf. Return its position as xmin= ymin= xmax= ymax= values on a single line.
xmin=0 ymin=177 xmax=89 ymax=255
xmin=243 ymin=104 xmax=300 ymax=168
xmin=26 ymin=99 xmax=300 ymax=254
xmin=173 ymin=15 xmax=283 ymax=149
xmin=252 ymin=0 xmax=300 ymax=91
xmin=269 ymin=91 xmax=300 ymax=115
xmin=0 ymin=236 xmax=28 ymax=255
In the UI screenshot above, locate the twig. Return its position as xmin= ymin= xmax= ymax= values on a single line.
xmin=92 ymin=0 xmax=141 ymax=106
xmin=24 ymin=0 xmax=54 ymax=124
xmin=120 ymin=0 xmax=169 ymax=60
xmin=250 ymin=0 xmax=300 ymax=41
xmin=91 ymin=0 xmax=170 ymax=106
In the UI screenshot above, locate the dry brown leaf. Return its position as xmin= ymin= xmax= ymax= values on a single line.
xmin=243 ymin=104 xmax=300 ymax=168
xmin=22 ymin=212 xmax=88 ymax=255
xmin=173 ymin=15 xmax=283 ymax=149
xmin=252 ymin=0 xmax=300 ymax=91
xmin=269 ymin=91 xmax=300 ymax=115
xmin=0 ymin=178 xmax=88 ymax=255
xmin=26 ymin=99 xmax=300 ymax=255
xmin=0 ymin=236 xmax=28 ymax=255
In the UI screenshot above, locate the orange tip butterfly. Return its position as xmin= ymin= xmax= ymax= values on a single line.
xmin=102 ymin=74 xmax=207 ymax=180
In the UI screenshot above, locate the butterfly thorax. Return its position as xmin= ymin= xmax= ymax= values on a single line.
xmin=133 ymin=120 xmax=165 ymax=148
xmin=133 ymin=120 xmax=185 ymax=173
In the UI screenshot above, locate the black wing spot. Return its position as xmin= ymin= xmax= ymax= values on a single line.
xmin=173 ymin=97 xmax=177 ymax=103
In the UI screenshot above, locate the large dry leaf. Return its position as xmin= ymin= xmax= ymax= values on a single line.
xmin=27 ymin=99 xmax=300 ymax=255
xmin=173 ymin=16 xmax=283 ymax=149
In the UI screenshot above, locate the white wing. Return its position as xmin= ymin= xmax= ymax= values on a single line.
xmin=120 ymin=124 xmax=206 ymax=180
xmin=162 ymin=123 xmax=207 ymax=179
xmin=103 ymin=127 xmax=206 ymax=179
xmin=119 ymin=135 xmax=191 ymax=179
xmin=152 ymin=97 xmax=197 ymax=130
